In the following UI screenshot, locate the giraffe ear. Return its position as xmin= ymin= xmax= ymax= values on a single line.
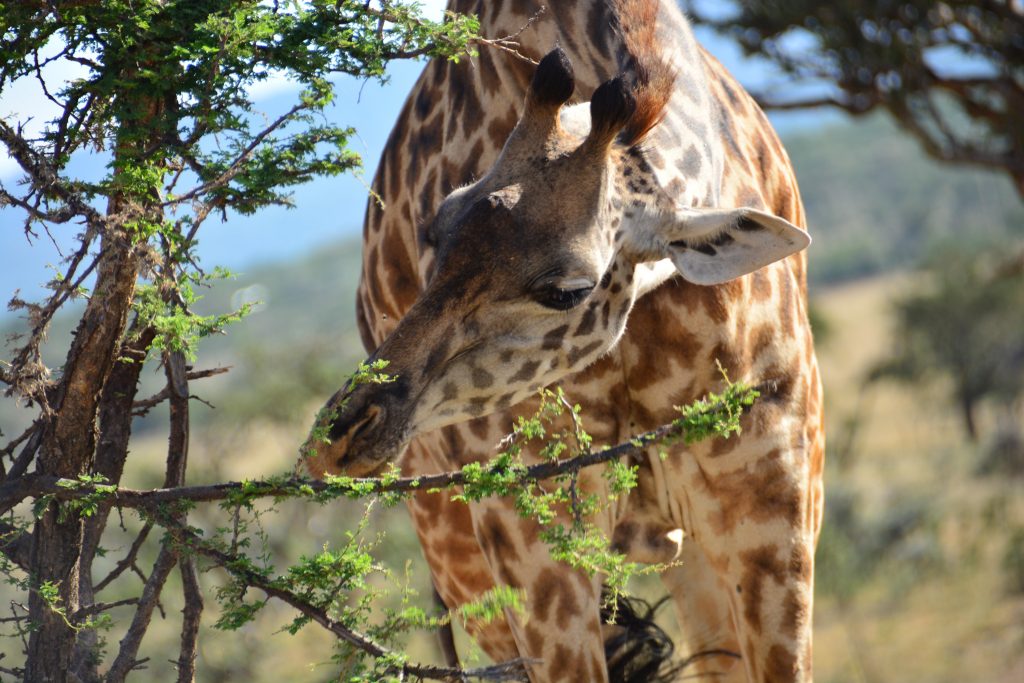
xmin=651 ymin=207 xmax=811 ymax=285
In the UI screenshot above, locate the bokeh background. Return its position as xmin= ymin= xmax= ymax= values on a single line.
xmin=2 ymin=1 xmax=1022 ymax=681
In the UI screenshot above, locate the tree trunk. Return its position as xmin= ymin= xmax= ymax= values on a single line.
xmin=25 ymin=69 xmax=165 ymax=677
xmin=960 ymin=393 xmax=979 ymax=442
xmin=71 ymin=326 xmax=156 ymax=682
xmin=25 ymin=232 xmax=141 ymax=682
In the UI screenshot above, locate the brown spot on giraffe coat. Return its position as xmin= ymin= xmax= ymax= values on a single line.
xmin=532 ymin=567 xmax=582 ymax=630
xmin=737 ymin=544 xmax=787 ymax=634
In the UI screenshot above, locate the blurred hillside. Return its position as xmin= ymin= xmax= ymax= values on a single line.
xmin=792 ymin=116 xmax=1024 ymax=284
xmin=2 ymin=113 xmax=1023 ymax=682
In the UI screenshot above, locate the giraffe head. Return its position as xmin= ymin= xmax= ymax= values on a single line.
xmin=302 ymin=48 xmax=809 ymax=477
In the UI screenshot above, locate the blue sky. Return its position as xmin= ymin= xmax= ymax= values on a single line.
xmin=0 ymin=1 xmax=830 ymax=305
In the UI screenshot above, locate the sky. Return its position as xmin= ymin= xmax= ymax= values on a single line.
xmin=0 ymin=1 xmax=828 ymax=305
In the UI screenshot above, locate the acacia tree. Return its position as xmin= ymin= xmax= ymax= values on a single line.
xmin=0 ymin=2 xmax=479 ymax=680
xmin=684 ymin=0 xmax=1024 ymax=194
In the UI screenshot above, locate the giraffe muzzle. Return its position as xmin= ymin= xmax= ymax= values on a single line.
xmin=301 ymin=377 xmax=413 ymax=479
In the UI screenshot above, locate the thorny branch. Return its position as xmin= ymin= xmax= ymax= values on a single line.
xmin=0 ymin=119 xmax=106 ymax=231
xmin=0 ymin=383 xmax=761 ymax=511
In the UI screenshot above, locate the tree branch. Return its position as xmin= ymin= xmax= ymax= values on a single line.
xmin=73 ymin=598 xmax=139 ymax=620
xmin=470 ymin=6 xmax=547 ymax=66
xmin=94 ymin=523 xmax=153 ymax=593
xmin=105 ymin=545 xmax=179 ymax=683
xmin=0 ymin=118 xmax=106 ymax=229
xmin=0 ymin=411 xmax=722 ymax=511
xmin=161 ymin=102 xmax=310 ymax=208
xmin=156 ymin=512 xmax=533 ymax=682
xmin=0 ymin=422 xmax=41 ymax=470
xmin=163 ymin=350 xmax=202 ymax=683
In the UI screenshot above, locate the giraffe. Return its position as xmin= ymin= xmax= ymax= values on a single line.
xmin=302 ymin=2 xmax=824 ymax=681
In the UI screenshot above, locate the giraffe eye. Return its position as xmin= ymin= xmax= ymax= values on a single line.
xmin=537 ymin=284 xmax=594 ymax=311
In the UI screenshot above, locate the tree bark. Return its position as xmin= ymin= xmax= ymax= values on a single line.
xmin=71 ymin=325 xmax=156 ymax=682
xmin=25 ymin=66 xmax=163 ymax=676
xmin=25 ymin=231 xmax=141 ymax=682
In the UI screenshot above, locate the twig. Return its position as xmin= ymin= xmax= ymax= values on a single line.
xmin=160 ymin=102 xmax=309 ymax=208
xmin=0 ymin=665 xmax=25 ymax=678
xmin=471 ymin=6 xmax=547 ymax=66
xmin=0 ymin=422 xmax=40 ymax=466
xmin=10 ymin=602 xmax=29 ymax=654
xmin=131 ymin=366 xmax=231 ymax=416
xmin=0 ymin=427 xmax=43 ymax=510
xmin=556 ymin=392 xmax=588 ymax=528
xmin=94 ymin=522 xmax=153 ymax=593
xmin=73 ymin=598 xmax=139 ymax=620
xmin=105 ymin=544 xmax=179 ymax=683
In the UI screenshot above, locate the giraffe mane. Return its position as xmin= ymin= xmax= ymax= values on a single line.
xmin=613 ymin=0 xmax=677 ymax=146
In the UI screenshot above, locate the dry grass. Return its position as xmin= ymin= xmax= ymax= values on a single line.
xmin=811 ymin=274 xmax=1024 ymax=683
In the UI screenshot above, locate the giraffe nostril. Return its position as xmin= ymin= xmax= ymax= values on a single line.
xmin=349 ymin=404 xmax=383 ymax=442
xmin=331 ymin=404 xmax=385 ymax=469
xmin=328 ymin=396 xmax=380 ymax=439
